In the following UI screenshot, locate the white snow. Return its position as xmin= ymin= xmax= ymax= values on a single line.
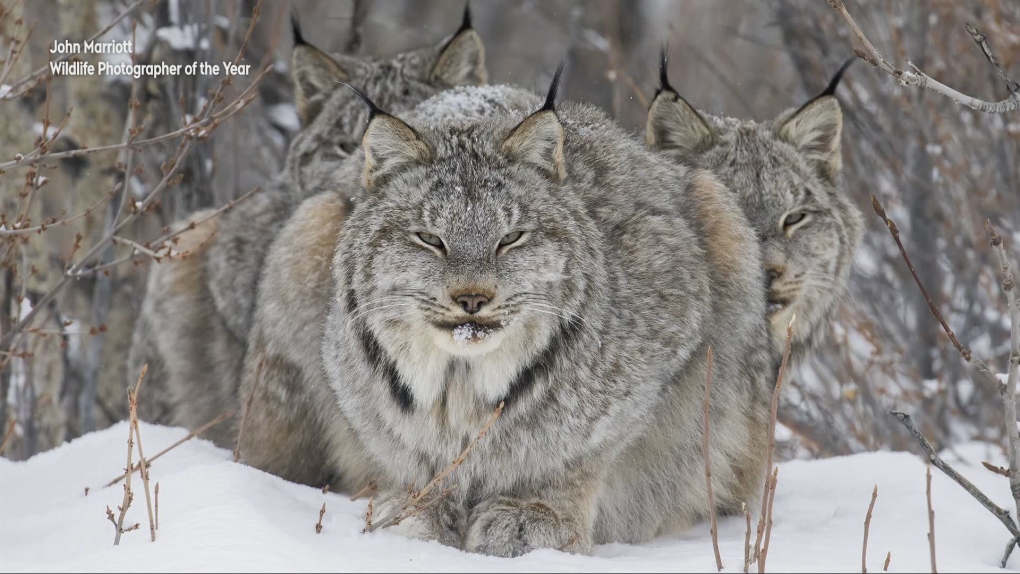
xmin=268 ymin=103 xmax=301 ymax=134
xmin=155 ymin=24 xmax=210 ymax=52
xmin=0 ymin=422 xmax=1017 ymax=573
xmin=452 ymin=323 xmax=491 ymax=345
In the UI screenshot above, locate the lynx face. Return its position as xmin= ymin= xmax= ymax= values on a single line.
xmin=286 ymin=14 xmax=487 ymax=196
xmin=647 ymin=61 xmax=864 ymax=358
xmin=336 ymin=107 xmax=598 ymax=405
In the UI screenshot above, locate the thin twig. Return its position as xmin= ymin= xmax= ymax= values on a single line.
xmin=369 ymin=402 xmax=505 ymax=532
xmin=759 ymin=467 xmax=779 ymax=573
xmin=827 ymin=0 xmax=1020 ymax=113
xmin=363 ymin=497 xmax=374 ymax=533
xmin=234 ymin=357 xmax=265 ymax=462
xmin=755 ymin=314 xmax=796 ymax=562
xmin=154 ymin=483 xmax=159 ymax=531
xmin=743 ymin=502 xmax=752 ymax=573
xmin=128 ymin=365 xmax=156 ymax=542
xmin=985 ymin=221 xmax=1020 ymax=563
xmin=350 ymin=480 xmax=377 ymax=502
xmin=926 ymin=465 xmax=937 ymax=574
xmin=871 ymin=197 xmax=1004 ymax=393
xmin=984 ymin=461 xmax=1010 ymax=477
xmin=0 ymin=418 xmax=15 ymax=456
xmin=104 ymin=411 xmax=235 ymax=487
xmin=884 ymin=551 xmax=891 ymax=571
xmin=316 ymin=502 xmax=326 ymax=534
xmin=113 ymin=399 xmax=136 ymax=545
xmin=863 ymin=485 xmax=878 ymax=573
xmin=703 ymin=346 xmax=723 ymax=571
xmin=891 ymin=411 xmax=1018 ymax=538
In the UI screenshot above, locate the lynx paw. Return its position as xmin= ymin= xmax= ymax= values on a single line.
xmin=465 ymin=498 xmax=590 ymax=557
xmin=372 ymin=491 xmax=465 ymax=549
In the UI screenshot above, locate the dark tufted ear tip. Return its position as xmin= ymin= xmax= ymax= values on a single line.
xmin=291 ymin=5 xmax=306 ymax=47
xmin=340 ymin=82 xmax=386 ymax=122
xmin=541 ymin=61 xmax=566 ymax=113
xmin=657 ymin=44 xmax=676 ymax=97
xmin=821 ymin=56 xmax=856 ymax=98
xmin=459 ymin=2 xmax=473 ymax=33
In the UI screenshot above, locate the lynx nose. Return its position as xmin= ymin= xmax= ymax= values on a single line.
xmin=455 ymin=294 xmax=490 ymax=314
xmin=765 ymin=265 xmax=785 ymax=288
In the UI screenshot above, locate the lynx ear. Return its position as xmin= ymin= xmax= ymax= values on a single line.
xmin=362 ymin=113 xmax=432 ymax=190
xmin=431 ymin=5 xmax=487 ymax=87
xmin=645 ymin=49 xmax=715 ymax=157
xmin=291 ymin=14 xmax=350 ymax=126
xmin=778 ymin=96 xmax=843 ymax=182
xmin=501 ymin=65 xmax=565 ymax=181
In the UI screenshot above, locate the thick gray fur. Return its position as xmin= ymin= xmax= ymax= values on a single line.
xmin=129 ymin=16 xmax=488 ymax=446
xmin=244 ymin=82 xmax=772 ymax=556
xmin=646 ymin=58 xmax=865 ymax=364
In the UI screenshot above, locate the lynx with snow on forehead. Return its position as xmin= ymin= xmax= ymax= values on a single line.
xmin=127 ymin=9 xmax=487 ymax=449
xmin=647 ymin=53 xmax=864 ymax=363
xmin=321 ymin=72 xmax=725 ymax=557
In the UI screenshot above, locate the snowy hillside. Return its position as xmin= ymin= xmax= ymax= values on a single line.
xmin=0 ymin=422 xmax=1016 ymax=573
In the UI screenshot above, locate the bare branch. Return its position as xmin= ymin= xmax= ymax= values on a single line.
xmin=315 ymin=502 xmax=326 ymax=534
xmin=234 ymin=356 xmax=265 ymax=463
xmin=755 ymin=314 xmax=796 ymax=562
xmin=891 ymin=411 xmax=1018 ymax=539
xmin=884 ymin=551 xmax=891 ymax=571
xmin=827 ymin=1 xmax=1020 ymax=112
xmin=743 ymin=502 xmax=752 ymax=573
xmin=759 ymin=467 xmax=779 ymax=574
xmin=985 ymin=220 xmax=1020 ymax=565
xmin=0 ymin=417 xmax=16 ymax=456
xmin=871 ymin=197 xmax=1005 ymax=393
xmin=103 ymin=411 xmax=235 ymax=488
xmin=926 ymin=466 xmax=937 ymax=574
xmin=127 ymin=365 xmax=156 ymax=542
xmin=863 ymin=485 xmax=878 ymax=573
xmin=703 ymin=346 xmax=723 ymax=572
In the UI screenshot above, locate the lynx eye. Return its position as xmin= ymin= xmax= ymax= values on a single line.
xmin=498 ymin=231 xmax=525 ymax=247
xmin=782 ymin=211 xmax=808 ymax=228
xmin=416 ymin=232 xmax=446 ymax=250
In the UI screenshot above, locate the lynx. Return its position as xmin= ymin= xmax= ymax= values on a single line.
xmin=646 ymin=52 xmax=865 ymax=363
xmin=128 ymin=9 xmax=488 ymax=446
xmin=242 ymin=67 xmax=773 ymax=556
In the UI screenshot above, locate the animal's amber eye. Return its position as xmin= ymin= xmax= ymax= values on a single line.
xmin=498 ymin=231 xmax=524 ymax=247
xmin=416 ymin=232 xmax=445 ymax=249
xmin=783 ymin=212 xmax=807 ymax=228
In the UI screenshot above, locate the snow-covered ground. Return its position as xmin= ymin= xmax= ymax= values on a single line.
xmin=1 ymin=422 xmax=1016 ymax=573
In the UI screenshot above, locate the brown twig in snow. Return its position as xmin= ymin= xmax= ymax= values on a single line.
xmin=884 ymin=551 xmax=891 ymax=571
xmin=104 ymin=411 xmax=235 ymax=487
xmin=154 ymin=483 xmax=159 ymax=531
xmin=702 ymin=346 xmax=723 ymax=571
xmin=234 ymin=356 xmax=265 ymax=462
xmin=316 ymin=502 xmax=326 ymax=534
xmin=827 ymin=0 xmax=1019 ymax=113
xmin=0 ymin=417 xmax=16 ymax=456
xmin=871 ymin=197 xmax=1004 ymax=393
xmin=350 ymin=480 xmax=377 ymax=501
xmin=759 ymin=468 xmax=779 ymax=574
xmin=369 ymin=401 xmax=504 ymax=532
xmin=892 ymin=411 xmax=1018 ymax=539
xmin=113 ymin=402 xmax=136 ymax=545
xmin=127 ymin=365 xmax=156 ymax=542
xmin=744 ymin=502 xmax=752 ymax=573
xmin=863 ymin=485 xmax=878 ymax=573
xmin=755 ymin=314 xmax=796 ymax=565
xmin=926 ymin=466 xmax=937 ymax=574
xmin=363 ymin=497 xmax=374 ymax=533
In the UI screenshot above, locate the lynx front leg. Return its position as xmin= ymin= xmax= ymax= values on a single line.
xmin=464 ymin=470 xmax=603 ymax=557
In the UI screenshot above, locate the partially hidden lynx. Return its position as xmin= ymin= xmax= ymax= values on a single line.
xmin=646 ymin=52 xmax=864 ymax=363
xmin=127 ymin=9 xmax=488 ymax=447
xmin=242 ymin=68 xmax=774 ymax=557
